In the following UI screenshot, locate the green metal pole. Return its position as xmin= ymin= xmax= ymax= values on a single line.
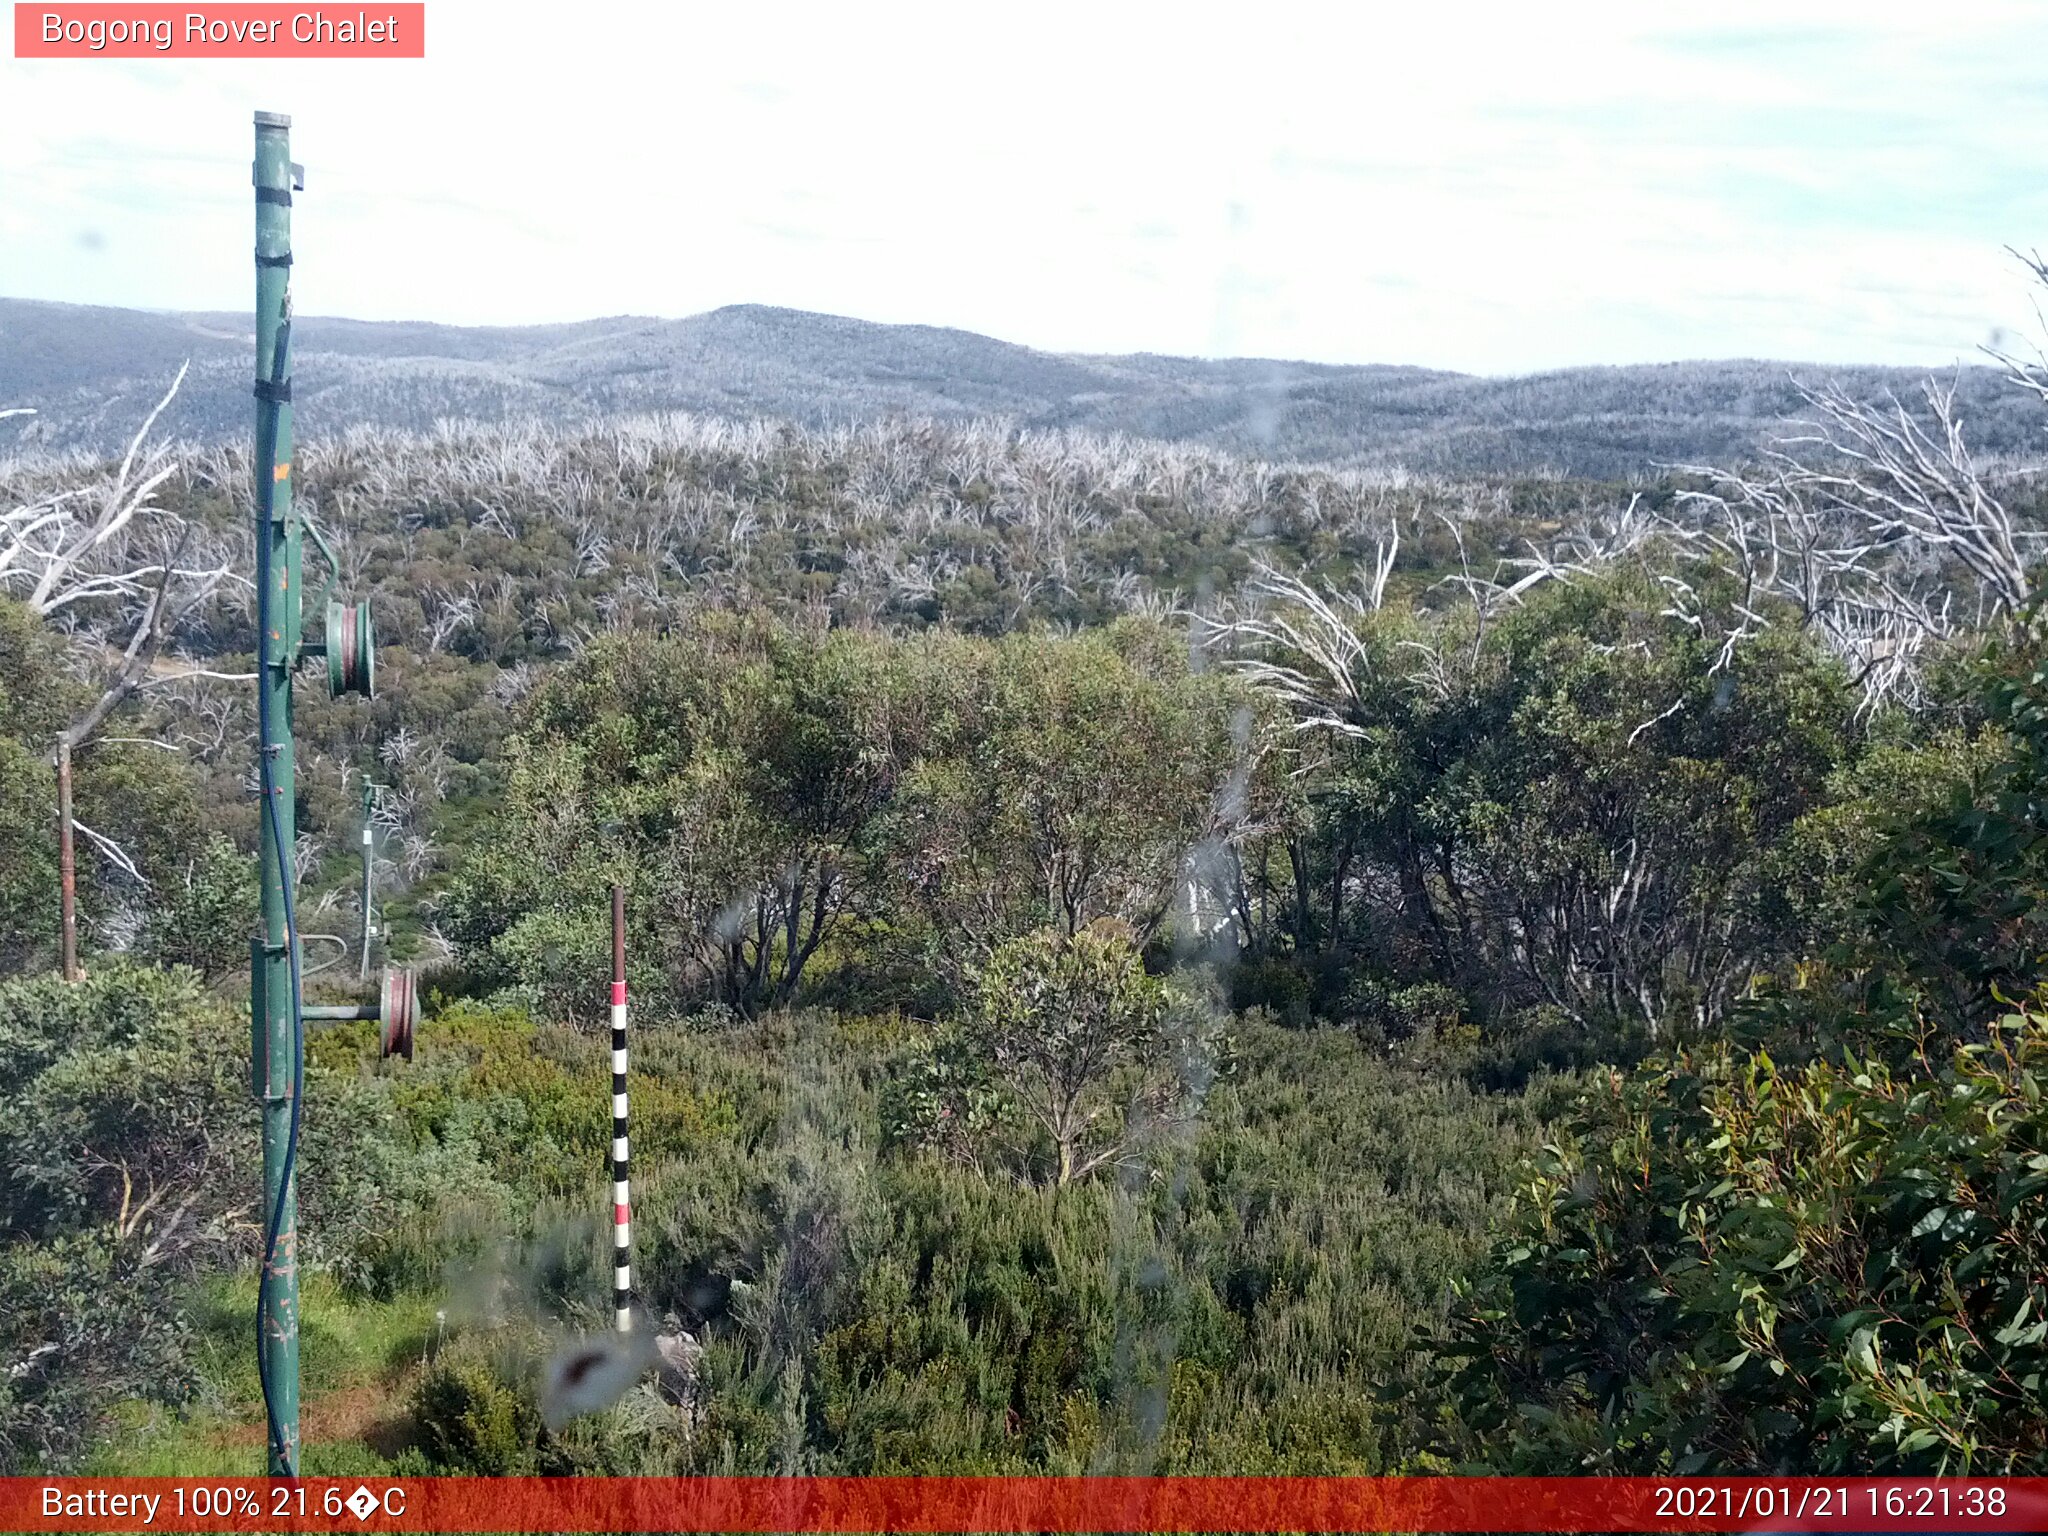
xmin=252 ymin=108 xmax=301 ymax=1478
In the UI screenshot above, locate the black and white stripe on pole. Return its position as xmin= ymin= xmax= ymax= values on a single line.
xmin=610 ymin=884 xmax=632 ymax=1332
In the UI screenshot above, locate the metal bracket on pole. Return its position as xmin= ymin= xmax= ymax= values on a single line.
xmin=301 ymin=966 xmax=420 ymax=1061
xmin=249 ymin=938 xmax=271 ymax=1100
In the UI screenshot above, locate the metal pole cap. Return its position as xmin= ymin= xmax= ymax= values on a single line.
xmin=254 ymin=110 xmax=292 ymax=128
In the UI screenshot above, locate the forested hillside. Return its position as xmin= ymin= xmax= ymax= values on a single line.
xmin=7 ymin=295 xmax=2045 ymax=478
xmin=3 ymin=341 xmax=2047 ymax=1476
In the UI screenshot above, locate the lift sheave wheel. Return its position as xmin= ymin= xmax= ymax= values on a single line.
xmin=379 ymin=966 xmax=416 ymax=1061
xmin=325 ymin=599 xmax=375 ymax=699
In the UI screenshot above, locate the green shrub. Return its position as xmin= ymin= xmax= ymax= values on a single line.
xmin=409 ymin=1333 xmax=544 ymax=1474
xmin=0 ymin=962 xmax=252 ymax=1470
xmin=1347 ymin=979 xmax=1463 ymax=1046
xmin=659 ymin=1015 xmax=1533 ymax=1475
xmin=1229 ymin=953 xmax=1314 ymax=1027
xmin=1443 ymin=1007 xmax=2048 ymax=1473
xmin=137 ymin=835 xmax=257 ymax=979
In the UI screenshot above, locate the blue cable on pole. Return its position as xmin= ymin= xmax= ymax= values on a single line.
xmin=253 ymin=317 xmax=304 ymax=1476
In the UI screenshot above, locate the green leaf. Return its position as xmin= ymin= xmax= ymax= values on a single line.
xmin=1910 ymin=1206 xmax=1949 ymax=1239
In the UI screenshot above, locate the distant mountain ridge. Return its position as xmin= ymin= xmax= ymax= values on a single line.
xmin=2 ymin=296 xmax=2039 ymax=478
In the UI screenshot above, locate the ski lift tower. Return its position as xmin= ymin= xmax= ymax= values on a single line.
xmin=247 ymin=109 xmax=414 ymax=1476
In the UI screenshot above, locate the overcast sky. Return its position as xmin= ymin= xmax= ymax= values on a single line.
xmin=4 ymin=1 xmax=2047 ymax=374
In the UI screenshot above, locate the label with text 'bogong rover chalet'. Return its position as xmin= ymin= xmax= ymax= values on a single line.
xmin=14 ymin=4 xmax=425 ymax=56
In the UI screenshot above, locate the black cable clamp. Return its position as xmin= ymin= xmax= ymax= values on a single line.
xmin=253 ymin=379 xmax=293 ymax=404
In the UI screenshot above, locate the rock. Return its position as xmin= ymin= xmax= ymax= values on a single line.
xmin=653 ymin=1329 xmax=704 ymax=1405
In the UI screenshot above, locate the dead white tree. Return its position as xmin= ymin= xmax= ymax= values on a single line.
xmin=1200 ymin=557 xmax=1387 ymax=741
xmin=0 ymin=367 xmax=236 ymax=976
xmin=1786 ymin=377 xmax=2030 ymax=616
xmin=1 ymin=367 xmax=202 ymax=615
xmin=1981 ymin=246 xmax=2048 ymax=417
xmin=1671 ymin=373 xmax=2042 ymax=712
xmin=1655 ymin=249 xmax=2048 ymax=711
xmin=420 ymin=579 xmax=482 ymax=651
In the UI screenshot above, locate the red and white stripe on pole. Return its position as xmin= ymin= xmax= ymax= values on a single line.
xmin=610 ymin=884 xmax=632 ymax=1332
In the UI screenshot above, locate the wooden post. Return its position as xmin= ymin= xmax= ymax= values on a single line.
xmin=55 ymin=736 xmax=78 ymax=982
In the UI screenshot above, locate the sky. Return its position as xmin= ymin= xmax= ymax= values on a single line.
xmin=4 ymin=1 xmax=2048 ymax=375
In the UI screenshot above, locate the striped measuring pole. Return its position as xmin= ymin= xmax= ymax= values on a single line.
xmin=609 ymin=884 xmax=633 ymax=1332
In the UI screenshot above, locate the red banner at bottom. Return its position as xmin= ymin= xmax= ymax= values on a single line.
xmin=8 ymin=1476 xmax=2048 ymax=1532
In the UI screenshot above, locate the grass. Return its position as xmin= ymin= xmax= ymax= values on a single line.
xmin=85 ymin=1273 xmax=441 ymax=1476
